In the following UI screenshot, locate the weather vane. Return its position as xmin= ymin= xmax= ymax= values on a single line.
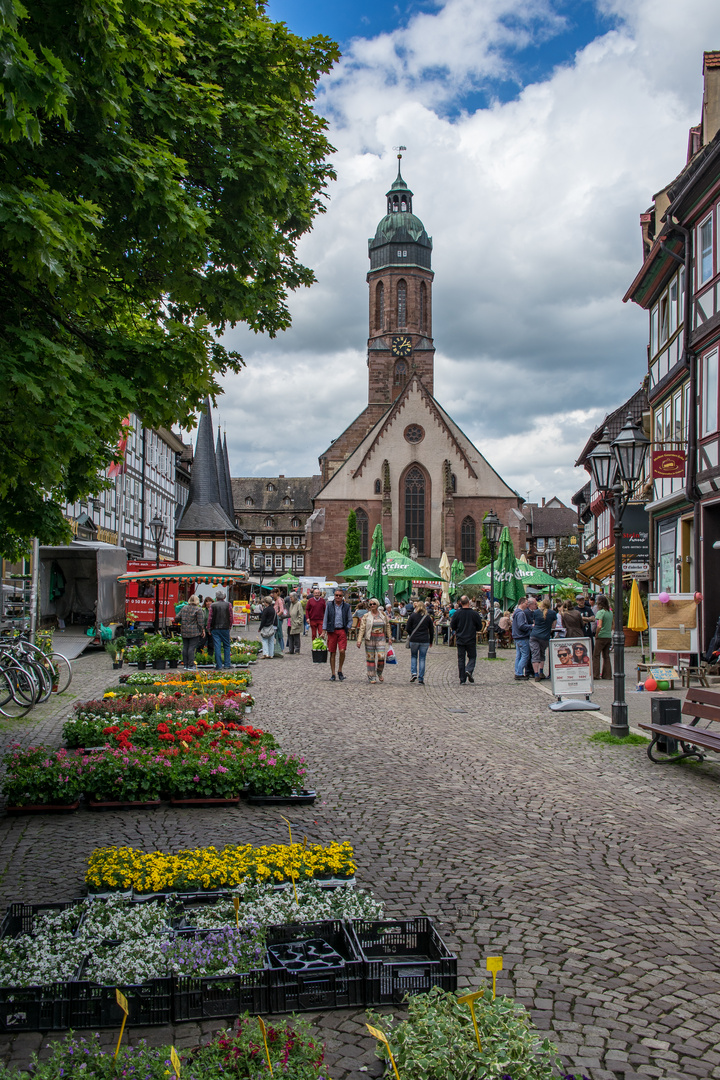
xmin=392 ymin=144 xmax=407 ymax=162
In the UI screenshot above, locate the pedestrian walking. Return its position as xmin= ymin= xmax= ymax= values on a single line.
xmin=323 ymin=588 xmax=352 ymax=681
xmin=179 ymin=593 xmax=204 ymax=669
xmin=561 ymin=600 xmax=585 ymax=639
xmin=286 ymin=591 xmax=304 ymax=654
xmin=306 ymin=588 xmax=326 ymax=641
xmin=405 ymin=600 xmax=433 ymax=684
xmin=356 ymin=598 xmax=392 ymax=683
xmin=449 ymin=595 xmax=483 ymax=684
xmin=529 ymin=598 xmax=556 ymax=680
xmin=511 ymin=596 xmax=532 ymax=680
xmin=208 ymin=589 xmax=234 ymax=670
xmin=258 ymin=597 xmax=278 ymax=659
xmin=577 ymin=594 xmax=596 ymax=651
xmin=201 ymin=596 xmax=213 ymax=653
xmin=272 ymin=589 xmax=286 ymax=652
xmin=593 ymin=595 xmax=613 ymax=680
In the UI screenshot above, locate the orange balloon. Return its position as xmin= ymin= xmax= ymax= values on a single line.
xmin=644 ymin=678 xmax=658 ymax=691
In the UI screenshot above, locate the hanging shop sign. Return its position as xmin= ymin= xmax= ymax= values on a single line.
xmin=652 ymin=450 xmax=685 ymax=479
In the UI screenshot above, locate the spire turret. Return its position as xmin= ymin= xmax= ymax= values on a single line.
xmin=178 ymin=399 xmax=235 ymax=532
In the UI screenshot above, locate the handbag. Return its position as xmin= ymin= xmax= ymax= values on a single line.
xmin=260 ymin=613 xmax=278 ymax=639
xmin=405 ymin=614 xmax=430 ymax=649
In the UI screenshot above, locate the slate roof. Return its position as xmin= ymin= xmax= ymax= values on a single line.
xmin=177 ymin=399 xmax=236 ymax=534
xmin=230 ymin=476 xmax=322 ymax=513
xmin=524 ymin=502 xmax=577 ymax=539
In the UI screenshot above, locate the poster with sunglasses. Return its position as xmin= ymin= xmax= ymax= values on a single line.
xmin=549 ymin=637 xmax=594 ymax=696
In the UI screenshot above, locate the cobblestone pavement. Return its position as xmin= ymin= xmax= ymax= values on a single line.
xmin=0 ymin=639 xmax=719 ymax=1079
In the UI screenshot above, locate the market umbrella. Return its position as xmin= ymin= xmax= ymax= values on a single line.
xmin=367 ymin=524 xmax=388 ymax=603
xmin=460 ymin=562 xmax=558 ymax=589
xmin=449 ymin=558 xmax=459 ymax=598
xmin=338 ymin=551 xmax=438 ymax=583
xmin=559 ymin=576 xmax=586 ymax=592
xmin=439 ymin=551 xmax=451 ymax=605
xmin=627 ymin=577 xmax=648 ymax=660
xmin=492 ymin=526 xmax=527 ymax=608
xmin=264 ymin=572 xmax=299 ymax=589
xmin=118 ymin=563 xmax=248 ymax=585
xmin=394 ymin=536 xmax=413 ymax=600
xmin=399 ymin=535 xmax=411 ymax=557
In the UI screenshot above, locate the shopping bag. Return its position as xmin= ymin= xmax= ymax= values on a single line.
xmin=385 ymin=645 xmax=397 ymax=665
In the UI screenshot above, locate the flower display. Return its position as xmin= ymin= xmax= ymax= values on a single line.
xmin=1 ymin=746 xmax=84 ymax=806
xmin=64 ymin=709 xmax=267 ymax=751
xmin=86 ymin=842 xmax=356 ymax=893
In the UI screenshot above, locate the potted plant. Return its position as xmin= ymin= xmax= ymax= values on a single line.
xmin=137 ymin=645 xmax=148 ymax=670
xmin=2 ymin=746 xmax=83 ymax=812
xmin=105 ymin=640 xmax=122 ymax=669
xmin=311 ymin=636 xmax=328 ymax=664
xmin=146 ymin=637 xmax=167 ymax=670
xmin=114 ymin=636 xmax=127 ymax=665
xmin=167 ymin=640 xmax=182 ymax=669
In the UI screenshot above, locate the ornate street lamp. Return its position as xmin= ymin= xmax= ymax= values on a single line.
xmin=148 ymin=514 xmax=166 ymax=632
xmin=588 ymin=415 xmax=650 ymax=736
xmin=484 ymin=509 xmax=501 ymax=660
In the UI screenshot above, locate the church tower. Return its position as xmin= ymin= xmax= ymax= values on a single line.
xmin=367 ymin=155 xmax=434 ymax=403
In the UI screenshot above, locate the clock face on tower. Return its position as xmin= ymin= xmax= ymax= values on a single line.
xmin=391 ymin=335 xmax=412 ymax=356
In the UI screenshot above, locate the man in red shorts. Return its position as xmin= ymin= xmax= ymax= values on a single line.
xmin=322 ymin=588 xmax=352 ymax=681
xmin=306 ymin=586 xmax=326 ymax=642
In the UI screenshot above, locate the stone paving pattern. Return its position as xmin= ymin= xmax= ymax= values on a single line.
xmin=0 ymin=640 xmax=718 ymax=1079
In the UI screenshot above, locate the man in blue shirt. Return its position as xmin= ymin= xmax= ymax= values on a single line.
xmin=511 ymin=597 xmax=532 ymax=680
xmin=322 ymin=589 xmax=352 ymax=682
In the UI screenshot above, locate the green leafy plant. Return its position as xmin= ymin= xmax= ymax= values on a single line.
xmin=312 ymin=637 xmax=328 ymax=651
xmin=104 ymin=640 xmax=118 ymax=661
xmin=1 ymin=747 xmax=84 ymax=806
xmin=367 ymin=986 xmax=564 ymax=1080
xmin=344 ymin=509 xmax=362 ymax=569
xmin=589 ymin=730 xmax=648 ymax=746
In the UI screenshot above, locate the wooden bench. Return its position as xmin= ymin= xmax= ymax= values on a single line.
xmin=638 ymin=687 xmax=720 ymax=763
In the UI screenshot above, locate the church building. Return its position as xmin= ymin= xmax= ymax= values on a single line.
xmin=304 ymin=158 xmax=523 ymax=576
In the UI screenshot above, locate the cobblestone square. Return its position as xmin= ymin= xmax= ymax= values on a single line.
xmin=0 ymin=638 xmax=718 ymax=1079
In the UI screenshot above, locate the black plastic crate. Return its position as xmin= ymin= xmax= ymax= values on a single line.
xmin=69 ymin=974 xmax=173 ymax=1029
xmin=173 ymin=970 xmax=269 ymax=1020
xmin=0 ymin=984 xmax=71 ymax=1031
xmin=349 ymin=917 xmax=457 ymax=1004
xmin=0 ymin=901 xmax=82 ymax=940
xmin=265 ymin=920 xmax=364 ymax=1013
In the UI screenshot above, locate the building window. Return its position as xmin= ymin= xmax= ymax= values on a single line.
xmin=264 ymin=517 xmax=273 ymax=528
xmin=284 ymin=554 xmax=293 ymax=569
xmin=375 ymin=281 xmax=384 ymax=330
xmin=274 ymin=554 xmax=283 ymax=568
xmin=374 ymin=479 xmax=381 ymax=494
xmin=295 ymin=554 xmax=304 ymax=571
xmin=460 ymin=516 xmax=476 ymax=565
xmin=266 ymin=482 xmax=275 ymax=492
xmin=420 ymin=281 xmax=427 ymax=333
xmin=293 ymin=535 xmax=300 ymax=547
xmin=548 ymin=537 xmax=556 ymax=550
xmin=404 ymin=466 xmax=426 ymax=555
xmin=397 ymin=279 xmax=406 ymax=327
xmin=245 ymin=497 xmax=254 ymax=506
xmin=699 ymin=215 xmax=714 ymax=285
xmin=404 ymin=424 xmax=424 ymax=444
xmin=291 ymin=517 xmax=301 ymax=528
xmin=285 ymin=536 xmax=292 ymax=547
xmin=450 ymin=473 xmax=457 ymax=492
xmin=255 ymin=535 xmax=262 ymax=547
xmin=264 ymin=554 xmax=273 ymax=570
xmin=536 ymin=555 xmax=544 ymax=568
xmin=275 ymin=535 xmax=282 ymax=547
xmin=537 ymin=537 xmax=545 ymax=551
xmin=702 ymin=348 xmax=719 ymax=435
xmin=355 ymin=507 xmax=369 ymax=561
xmin=264 ymin=536 xmax=272 ymax=548
xmin=669 ymin=276 xmax=678 ymax=335
xmin=283 ymin=496 xmax=291 ymax=506
xmin=658 ymin=520 xmax=677 ymax=592
xmin=394 ymin=360 xmax=407 ymax=387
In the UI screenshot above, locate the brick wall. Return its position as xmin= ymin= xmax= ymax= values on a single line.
xmin=305 ymin=499 xmax=383 ymax=578
xmin=452 ymin=497 xmax=524 ymax=562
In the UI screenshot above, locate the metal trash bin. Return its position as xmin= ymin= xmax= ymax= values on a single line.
xmin=651 ymin=696 xmax=681 ymax=754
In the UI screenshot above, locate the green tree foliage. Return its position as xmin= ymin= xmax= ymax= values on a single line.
xmin=343 ymin=510 xmax=361 ymax=570
xmin=555 ymin=538 xmax=583 ymax=578
xmin=476 ymin=512 xmax=491 ymax=569
xmin=0 ymin=0 xmax=339 ymax=558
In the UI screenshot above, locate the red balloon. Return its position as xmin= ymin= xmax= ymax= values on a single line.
xmin=644 ymin=678 xmax=658 ymax=692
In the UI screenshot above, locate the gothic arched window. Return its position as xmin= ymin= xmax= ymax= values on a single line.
xmin=400 ymin=198 xmax=407 ymax=212
xmin=420 ymin=281 xmax=427 ymax=333
xmin=355 ymin=507 xmax=369 ymax=561
xmin=375 ymin=281 xmax=384 ymax=330
xmin=397 ymin=280 xmax=407 ymax=328
xmin=451 ymin=473 xmax=457 ymax=492
xmin=404 ymin=466 xmax=426 ymax=555
xmin=394 ymin=360 xmax=407 ymax=387
xmin=461 ymin=516 xmax=476 ymax=565
xmin=374 ymin=478 xmax=381 ymax=495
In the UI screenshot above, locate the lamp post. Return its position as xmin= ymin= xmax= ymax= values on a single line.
xmin=587 ymin=414 xmax=650 ymax=736
xmin=484 ymin=509 xmax=501 ymax=660
xmin=148 ymin=515 xmax=166 ymax=632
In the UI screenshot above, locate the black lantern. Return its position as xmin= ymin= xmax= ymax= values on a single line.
xmin=587 ymin=428 xmax=618 ymax=494
xmin=148 ymin=515 xmax=166 ymax=549
xmin=612 ymin=412 xmax=650 ymax=488
xmin=227 ymin=542 xmax=240 ymax=569
xmin=484 ymin=509 xmax=501 ymax=545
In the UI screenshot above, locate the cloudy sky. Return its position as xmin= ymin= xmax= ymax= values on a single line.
xmin=213 ymin=0 xmax=720 ymax=504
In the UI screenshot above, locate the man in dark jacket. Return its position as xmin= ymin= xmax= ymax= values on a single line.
xmin=208 ymin=589 xmax=234 ymax=670
xmin=511 ymin=596 xmax=532 ymax=680
xmin=449 ymin=595 xmax=483 ymax=684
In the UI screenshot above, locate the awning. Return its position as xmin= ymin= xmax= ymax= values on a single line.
xmin=118 ymin=563 xmax=248 ymax=585
xmin=576 ymin=548 xmax=616 ymax=584
xmin=413 ymin=579 xmax=443 ymax=587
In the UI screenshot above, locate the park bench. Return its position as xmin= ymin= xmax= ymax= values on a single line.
xmin=639 ymin=687 xmax=720 ymax=763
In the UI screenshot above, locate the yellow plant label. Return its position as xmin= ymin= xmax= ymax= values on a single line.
xmin=486 ymin=956 xmax=503 ymax=999
xmin=366 ymin=1025 xmax=401 ymax=1080
xmin=458 ymin=990 xmax=484 ymax=1004
xmin=258 ymin=1017 xmax=274 ymax=1076
xmin=170 ymin=1047 xmax=181 ymax=1078
xmin=115 ymin=989 xmax=129 ymax=1015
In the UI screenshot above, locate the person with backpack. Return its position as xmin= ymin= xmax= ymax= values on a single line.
xmin=405 ymin=600 xmax=434 ymax=685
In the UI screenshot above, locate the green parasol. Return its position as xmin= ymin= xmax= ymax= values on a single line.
xmin=338 ymin=550 xmax=437 ymax=583
xmin=558 ymin=576 xmax=586 ymax=592
xmin=399 ymin=535 xmax=411 ymax=557
xmin=461 ymin=556 xmax=557 ymax=591
xmin=367 ymin=524 xmax=388 ymax=603
xmin=263 ymin=572 xmax=299 ymax=589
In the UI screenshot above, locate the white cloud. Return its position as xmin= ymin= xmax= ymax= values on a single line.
xmin=220 ymin=0 xmax=720 ymax=505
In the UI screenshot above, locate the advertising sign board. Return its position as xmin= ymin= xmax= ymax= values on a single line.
xmin=549 ymin=637 xmax=594 ymax=697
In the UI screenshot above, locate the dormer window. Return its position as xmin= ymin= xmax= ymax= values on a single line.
xmin=264 ymin=517 xmax=274 ymax=528
xmin=245 ymin=497 xmax=254 ymax=506
xmin=266 ymin=482 xmax=275 ymax=492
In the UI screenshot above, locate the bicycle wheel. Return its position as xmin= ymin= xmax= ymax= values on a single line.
xmin=27 ymin=660 xmax=53 ymax=703
xmin=0 ymin=670 xmax=34 ymax=718
xmin=50 ymin=653 xmax=73 ymax=693
xmin=5 ymin=661 xmax=39 ymax=706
